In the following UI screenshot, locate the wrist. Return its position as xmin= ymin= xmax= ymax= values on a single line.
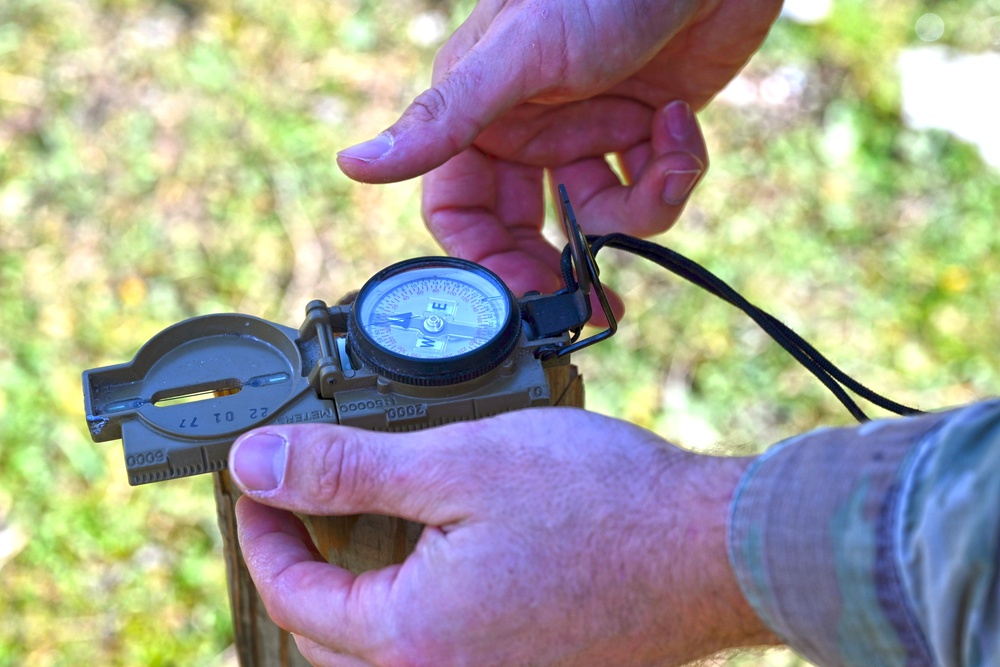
xmin=669 ymin=453 xmax=780 ymax=657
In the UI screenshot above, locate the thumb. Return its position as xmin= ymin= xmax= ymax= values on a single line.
xmin=228 ymin=422 xmax=475 ymax=524
xmin=336 ymin=25 xmax=531 ymax=183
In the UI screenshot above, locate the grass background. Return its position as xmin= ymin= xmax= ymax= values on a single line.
xmin=1 ymin=0 xmax=998 ymax=664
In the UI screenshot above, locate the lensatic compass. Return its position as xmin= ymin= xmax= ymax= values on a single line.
xmin=84 ymin=186 xmax=614 ymax=485
xmin=83 ymin=185 xmax=920 ymax=486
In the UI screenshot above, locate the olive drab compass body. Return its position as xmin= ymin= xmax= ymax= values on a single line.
xmin=83 ymin=186 xmax=616 ymax=486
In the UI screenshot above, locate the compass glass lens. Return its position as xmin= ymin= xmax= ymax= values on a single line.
xmin=357 ymin=264 xmax=512 ymax=360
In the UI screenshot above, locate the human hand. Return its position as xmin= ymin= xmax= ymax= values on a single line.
xmin=231 ymin=408 xmax=778 ymax=666
xmin=336 ymin=0 xmax=782 ymax=297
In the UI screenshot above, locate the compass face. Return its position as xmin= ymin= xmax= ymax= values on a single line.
xmin=348 ymin=258 xmax=521 ymax=385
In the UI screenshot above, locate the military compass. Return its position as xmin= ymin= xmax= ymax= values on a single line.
xmin=84 ymin=186 xmax=613 ymax=484
xmin=348 ymin=257 xmax=521 ymax=386
xmin=83 ymin=182 xmax=922 ymax=486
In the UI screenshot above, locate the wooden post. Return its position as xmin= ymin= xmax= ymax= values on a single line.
xmin=214 ymin=363 xmax=584 ymax=666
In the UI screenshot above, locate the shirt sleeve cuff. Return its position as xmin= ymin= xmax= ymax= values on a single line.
xmin=726 ymin=406 xmax=965 ymax=666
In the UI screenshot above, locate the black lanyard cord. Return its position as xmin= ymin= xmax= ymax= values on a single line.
xmin=561 ymin=232 xmax=924 ymax=422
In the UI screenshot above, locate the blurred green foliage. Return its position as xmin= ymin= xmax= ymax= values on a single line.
xmin=1 ymin=0 xmax=997 ymax=665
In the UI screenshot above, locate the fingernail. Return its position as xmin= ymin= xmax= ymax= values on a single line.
xmin=662 ymin=156 xmax=704 ymax=206
xmin=231 ymin=433 xmax=287 ymax=492
xmin=665 ymin=100 xmax=695 ymax=141
xmin=337 ymin=132 xmax=394 ymax=162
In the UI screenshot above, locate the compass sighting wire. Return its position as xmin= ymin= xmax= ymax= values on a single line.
xmin=559 ymin=233 xmax=923 ymax=422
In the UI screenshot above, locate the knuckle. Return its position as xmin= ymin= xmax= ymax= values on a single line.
xmin=262 ymin=562 xmax=327 ymax=633
xmin=410 ymin=86 xmax=450 ymax=125
xmin=314 ymin=438 xmax=348 ymax=502
xmin=311 ymin=429 xmax=384 ymax=507
xmin=256 ymin=568 xmax=299 ymax=630
xmin=407 ymin=73 xmax=484 ymax=153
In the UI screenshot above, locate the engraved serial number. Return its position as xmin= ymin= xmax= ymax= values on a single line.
xmin=386 ymin=403 xmax=427 ymax=421
xmin=340 ymin=397 xmax=397 ymax=413
xmin=177 ymin=407 xmax=270 ymax=429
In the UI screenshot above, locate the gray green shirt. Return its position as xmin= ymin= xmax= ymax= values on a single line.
xmin=729 ymin=400 xmax=1000 ymax=666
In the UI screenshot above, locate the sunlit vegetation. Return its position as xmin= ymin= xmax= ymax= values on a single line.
xmin=1 ymin=0 xmax=997 ymax=664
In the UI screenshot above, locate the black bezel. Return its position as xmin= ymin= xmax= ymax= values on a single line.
xmin=347 ymin=257 xmax=521 ymax=386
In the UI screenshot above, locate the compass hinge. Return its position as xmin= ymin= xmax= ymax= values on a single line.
xmin=299 ymin=300 xmax=345 ymax=398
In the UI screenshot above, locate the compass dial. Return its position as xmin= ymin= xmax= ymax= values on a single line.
xmin=348 ymin=257 xmax=521 ymax=385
